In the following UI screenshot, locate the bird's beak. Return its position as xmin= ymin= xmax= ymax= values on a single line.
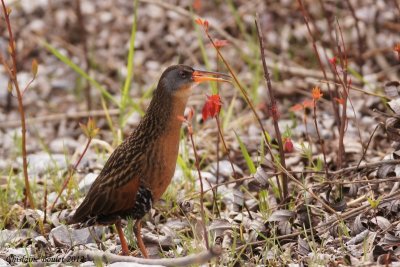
xmin=192 ymin=70 xmax=231 ymax=83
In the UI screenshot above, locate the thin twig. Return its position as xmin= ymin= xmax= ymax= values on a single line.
xmin=321 ymin=176 xmax=400 ymax=185
xmin=356 ymin=123 xmax=382 ymax=168
xmin=43 ymin=184 xmax=48 ymax=223
xmin=189 ymin=133 xmax=209 ymax=249
xmin=333 ymin=18 xmax=349 ymax=170
xmin=199 ymin=22 xmax=274 ymax=157
xmin=236 ymin=189 xmax=400 ymax=251
xmin=319 ymin=80 xmax=386 ymax=98
xmin=297 ymin=0 xmax=341 ymax=129
xmin=215 ymin=116 xmax=237 ymax=178
xmin=0 ymin=109 xmax=120 ymax=129
xmin=75 ymin=0 xmax=92 ymax=110
xmin=214 ymin=120 xmax=221 ymax=218
xmin=312 ymin=98 xmax=329 ymax=179
xmin=1 ymin=0 xmax=35 ymax=209
xmin=51 ymin=136 xmax=93 ymax=210
xmin=255 ymin=15 xmax=288 ymax=200
xmin=331 ymin=159 xmax=400 ymax=175
xmin=74 ymin=246 xmax=222 ymax=266
xmin=345 ymin=0 xmax=364 ymax=74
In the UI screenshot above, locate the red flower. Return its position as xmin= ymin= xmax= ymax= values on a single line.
xmin=202 ymin=94 xmax=222 ymax=121
xmin=329 ymin=57 xmax=337 ymax=65
xmin=283 ymin=138 xmax=294 ymax=153
xmin=394 ymin=43 xmax=400 ymax=60
xmin=334 ymin=97 xmax=345 ymax=105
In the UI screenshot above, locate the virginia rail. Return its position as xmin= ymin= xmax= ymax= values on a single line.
xmin=67 ymin=65 xmax=230 ymax=257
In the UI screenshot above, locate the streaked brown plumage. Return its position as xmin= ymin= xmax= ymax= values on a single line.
xmin=67 ymin=64 xmax=229 ymax=257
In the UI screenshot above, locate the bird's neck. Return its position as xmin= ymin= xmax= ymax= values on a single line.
xmin=137 ymin=87 xmax=189 ymax=139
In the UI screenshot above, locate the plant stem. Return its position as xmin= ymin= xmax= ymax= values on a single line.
xmin=334 ymin=19 xmax=349 ymax=171
xmin=202 ymin=28 xmax=272 ymax=155
xmin=254 ymin=16 xmax=288 ymax=200
xmin=1 ymin=0 xmax=35 ymax=209
xmin=189 ymin=133 xmax=209 ymax=249
xmin=75 ymin=0 xmax=92 ymax=110
xmin=297 ymin=0 xmax=341 ymax=131
xmin=215 ymin=116 xmax=237 ymax=178
xmin=312 ymin=101 xmax=329 ymax=178
xmin=51 ymin=137 xmax=93 ymax=210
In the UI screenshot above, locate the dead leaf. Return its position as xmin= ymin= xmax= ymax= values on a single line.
xmin=268 ymin=210 xmax=295 ymax=222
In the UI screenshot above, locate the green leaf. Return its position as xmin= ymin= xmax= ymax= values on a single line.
xmin=367 ymin=196 xmax=382 ymax=209
xmin=81 ymin=117 xmax=100 ymax=138
xmin=79 ymin=122 xmax=89 ymax=137
xmin=264 ymin=130 xmax=272 ymax=144
xmin=7 ymin=80 xmax=12 ymax=93
xmin=120 ymin=0 xmax=138 ymax=127
xmin=41 ymin=40 xmax=118 ymax=106
xmin=235 ymin=131 xmax=256 ymax=174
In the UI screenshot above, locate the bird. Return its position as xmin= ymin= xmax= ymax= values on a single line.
xmin=67 ymin=64 xmax=230 ymax=258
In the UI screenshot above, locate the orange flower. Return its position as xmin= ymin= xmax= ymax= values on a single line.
xmin=195 ymin=18 xmax=209 ymax=31
xmin=193 ymin=0 xmax=201 ymax=11
xmin=195 ymin=18 xmax=204 ymax=25
xmin=214 ymin=39 xmax=229 ymax=49
xmin=202 ymin=94 xmax=222 ymax=121
xmin=312 ymin=86 xmax=323 ymax=101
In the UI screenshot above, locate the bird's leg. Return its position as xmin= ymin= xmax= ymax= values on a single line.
xmin=134 ymin=220 xmax=149 ymax=258
xmin=115 ymin=220 xmax=130 ymax=255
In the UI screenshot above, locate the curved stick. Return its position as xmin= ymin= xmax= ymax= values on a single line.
xmin=74 ymin=246 xmax=222 ymax=266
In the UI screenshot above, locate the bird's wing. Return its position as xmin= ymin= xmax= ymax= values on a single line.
xmin=70 ymin=143 xmax=144 ymax=224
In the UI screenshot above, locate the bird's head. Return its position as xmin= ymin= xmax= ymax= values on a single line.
xmin=158 ymin=64 xmax=230 ymax=99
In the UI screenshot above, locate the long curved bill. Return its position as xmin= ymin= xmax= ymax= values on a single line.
xmin=192 ymin=70 xmax=231 ymax=83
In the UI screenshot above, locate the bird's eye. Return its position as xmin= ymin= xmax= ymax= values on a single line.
xmin=179 ymin=71 xmax=187 ymax=79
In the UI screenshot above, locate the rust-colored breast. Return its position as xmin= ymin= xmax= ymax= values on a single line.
xmin=143 ymin=95 xmax=188 ymax=201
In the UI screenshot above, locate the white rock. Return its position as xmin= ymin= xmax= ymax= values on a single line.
xmin=109 ymin=263 xmax=164 ymax=267
xmin=78 ymin=173 xmax=98 ymax=193
xmin=208 ymin=160 xmax=243 ymax=178
xmin=49 ymin=138 xmax=80 ymax=153
xmin=0 ymin=258 xmax=10 ymax=267
xmin=19 ymin=0 xmax=47 ymax=13
xmin=19 ymin=153 xmax=68 ymax=176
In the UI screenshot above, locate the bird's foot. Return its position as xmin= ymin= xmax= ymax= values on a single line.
xmin=130 ymin=249 xmax=141 ymax=257
xmin=118 ymin=249 xmax=147 ymax=258
xmin=118 ymin=249 xmax=131 ymax=256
